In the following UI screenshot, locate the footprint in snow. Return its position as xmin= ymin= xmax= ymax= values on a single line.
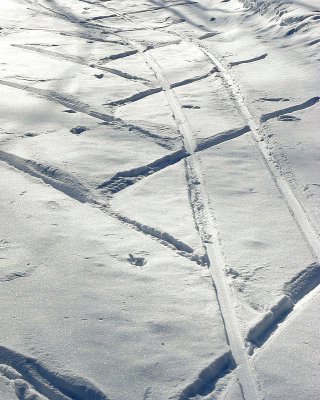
xmin=63 ymin=109 xmax=77 ymax=113
xmin=128 ymin=254 xmax=146 ymax=267
xmin=277 ymin=114 xmax=301 ymax=122
xmin=182 ymin=104 xmax=201 ymax=109
xmin=70 ymin=126 xmax=87 ymax=135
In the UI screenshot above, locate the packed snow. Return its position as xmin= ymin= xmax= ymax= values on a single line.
xmin=0 ymin=0 xmax=319 ymax=399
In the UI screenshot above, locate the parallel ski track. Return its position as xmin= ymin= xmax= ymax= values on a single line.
xmin=18 ymin=1 xmax=320 ymax=398
xmin=90 ymin=2 xmax=320 ymax=397
xmin=90 ymin=5 xmax=263 ymax=400
xmin=164 ymin=27 xmax=320 ymax=397
xmin=23 ymin=1 xmax=263 ymax=398
xmin=176 ymin=34 xmax=320 ymax=262
xmin=95 ymin=0 xmax=320 ymax=261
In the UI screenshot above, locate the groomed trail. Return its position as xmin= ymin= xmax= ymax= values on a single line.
xmin=0 ymin=1 xmax=319 ymax=399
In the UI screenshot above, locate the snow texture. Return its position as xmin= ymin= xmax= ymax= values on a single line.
xmin=0 ymin=0 xmax=319 ymax=399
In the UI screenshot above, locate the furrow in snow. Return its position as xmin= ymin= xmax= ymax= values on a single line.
xmin=0 ymin=345 xmax=109 ymax=400
xmin=106 ymin=67 xmax=218 ymax=107
xmin=196 ymin=126 xmax=251 ymax=152
xmin=284 ymin=262 xmax=320 ymax=303
xmin=118 ymin=28 xmax=263 ymax=400
xmin=173 ymin=32 xmax=320 ymax=262
xmin=260 ymin=96 xmax=320 ymax=122
xmin=0 ymin=79 xmax=114 ymax=123
xmin=96 ymin=124 xmax=251 ymax=196
xmin=0 ymin=150 xmax=91 ymax=204
xmin=143 ymin=39 xmax=182 ymax=51
xmin=0 ymin=79 xmax=176 ymax=149
xmin=12 ymin=44 xmax=150 ymax=83
xmin=247 ymin=262 xmax=320 ymax=348
xmin=170 ymin=67 xmax=218 ymax=89
xmin=97 ymin=149 xmax=188 ymax=194
xmin=99 ymin=1 xmax=198 ymax=18
xmin=0 ymin=152 xmax=201 ymax=265
xmin=106 ymin=87 xmax=162 ymax=107
xmin=229 ymin=53 xmax=268 ymax=67
xmin=178 ymin=351 xmax=234 ymax=400
xmin=198 ymin=32 xmax=221 ymax=40
xmin=109 ymin=210 xmax=194 ymax=255
xmin=0 ymin=266 xmax=36 ymax=284
xmin=100 ymin=49 xmax=138 ymax=62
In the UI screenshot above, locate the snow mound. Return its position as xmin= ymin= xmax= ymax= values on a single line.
xmin=241 ymin=0 xmax=320 ymax=49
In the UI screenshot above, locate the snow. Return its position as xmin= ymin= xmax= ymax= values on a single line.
xmin=255 ymin=291 xmax=320 ymax=400
xmin=1 ymin=0 xmax=319 ymax=399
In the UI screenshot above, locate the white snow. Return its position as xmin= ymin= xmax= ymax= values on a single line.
xmin=1 ymin=0 xmax=319 ymax=399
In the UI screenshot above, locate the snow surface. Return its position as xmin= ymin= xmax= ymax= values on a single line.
xmin=0 ymin=0 xmax=319 ymax=399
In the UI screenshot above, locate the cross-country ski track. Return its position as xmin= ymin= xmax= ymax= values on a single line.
xmin=1 ymin=1 xmax=319 ymax=399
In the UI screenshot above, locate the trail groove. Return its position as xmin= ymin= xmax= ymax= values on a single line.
xmin=113 ymin=22 xmax=263 ymax=400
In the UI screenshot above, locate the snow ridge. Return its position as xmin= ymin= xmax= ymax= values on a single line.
xmin=0 ymin=345 xmax=109 ymax=400
xmin=98 ymin=149 xmax=188 ymax=194
xmin=0 ymin=150 xmax=91 ymax=203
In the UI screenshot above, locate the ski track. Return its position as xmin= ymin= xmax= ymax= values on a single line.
xmin=96 ymin=124 xmax=254 ymax=197
xmin=0 ymin=79 xmax=177 ymax=150
xmin=260 ymin=96 xmax=320 ymax=122
xmin=162 ymin=27 xmax=320 ymax=381
xmin=5 ymin=1 xmax=320 ymax=398
xmin=246 ymin=262 xmax=320 ymax=351
xmin=0 ymin=345 xmax=109 ymax=400
xmin=229 ymin=53 xmax=268 ymax=67
xmin=93 ymin=3 xmax=320 ymax=398
xmin=178 ymin=35 xmax=320 ymax=262
xmin=11 ymin=44 xmax=151 ymax=84
xmin=0 ymin=149 xmax=205 ymax=266
xmin=87 ymin=4 xmax=267 ymax=398
xmin=99 ymin=49 xmax=138 ymax=61
xmin=94 ymin=9 xmax=263 ymax=398
xmin=97 ymin=148 xmax=188 ymax=194
xmin=178 ymin=351 xmax=234 ymax=400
